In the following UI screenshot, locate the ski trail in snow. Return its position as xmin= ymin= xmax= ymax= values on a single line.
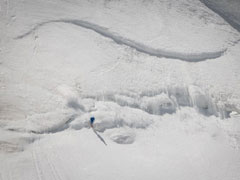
xmin=90 ymin=60 xmax=121 ymax=76
xmin=15 ymin=19 xmax=226 ymax=62
xmin=32 ymin=139 xmax=64 ymax=180
xmin=45 ymin=153 xmax=64 ymax=180
xmin=32 ymin=145 xmax=43 ymax=180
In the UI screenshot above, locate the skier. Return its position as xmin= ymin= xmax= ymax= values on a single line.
xmin=90 ymin=116 xmax=107 ymax=145
xmin=90 ymin=117 xmax=95 ymax=128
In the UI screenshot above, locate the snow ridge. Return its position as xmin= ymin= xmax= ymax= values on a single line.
xmin=15 ymin=19 xmax=226 ymax=62
xmin=79 ymin=85 xmax=237 ymax=119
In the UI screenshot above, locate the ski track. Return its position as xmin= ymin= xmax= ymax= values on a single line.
xmin=32 ymin=145 xmax=43 ymax=180
xmin=32 ymin=139 xmax=64 ymax=180
xmin=45 ymin=153 xmax=63 ymax=180
xmin=15 ymin=19 xmax=226 ymax=62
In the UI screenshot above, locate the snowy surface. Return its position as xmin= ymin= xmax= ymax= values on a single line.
xmin=1 ymin=0 xmax=240 ymax=179
xmin=200 ymin=0 xmax=240 ymax=32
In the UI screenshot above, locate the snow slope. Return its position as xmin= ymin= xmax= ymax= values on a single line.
xmin=200 ymin=0 xmax=240 ymax=32
xmin=1 ymin=0 xmax=240 ymax=179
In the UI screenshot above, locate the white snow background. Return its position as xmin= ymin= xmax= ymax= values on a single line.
xmin=0 ymin=0 xmax=240 ymax=179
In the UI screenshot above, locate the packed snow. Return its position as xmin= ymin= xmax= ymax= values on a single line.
xmin=1 ymin=0 xmax=240 ymax=180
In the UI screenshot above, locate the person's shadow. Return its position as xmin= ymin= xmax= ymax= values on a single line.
xmin=92 ymin=128 xmax=107 ymax=146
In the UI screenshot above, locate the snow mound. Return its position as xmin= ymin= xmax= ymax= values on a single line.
xmin=80 ymin=85 xmax=239 ymax=119
xmin=70 ymin=101 xmax=154 ymax=132
xmin=0 ymin=141 xmax=23 ymax=153
xmin=107 ymin=128 xmax=136 ymax=144
xmin=140 ymin=93 xmax=175 ymax=115
xmin=5 ymin=110 xmax=77 ymax=134
xmin=0 ymin=129 xmax=37 ymax=153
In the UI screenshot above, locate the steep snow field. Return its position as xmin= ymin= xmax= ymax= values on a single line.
xmin=1 ymin=0 xmax=240 ymax=179
xmin=200 ymin=0 xmax=240 ymax=32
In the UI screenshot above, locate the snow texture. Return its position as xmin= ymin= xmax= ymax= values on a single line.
xmin=1 ymin=0 xmax=240 ymax=179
